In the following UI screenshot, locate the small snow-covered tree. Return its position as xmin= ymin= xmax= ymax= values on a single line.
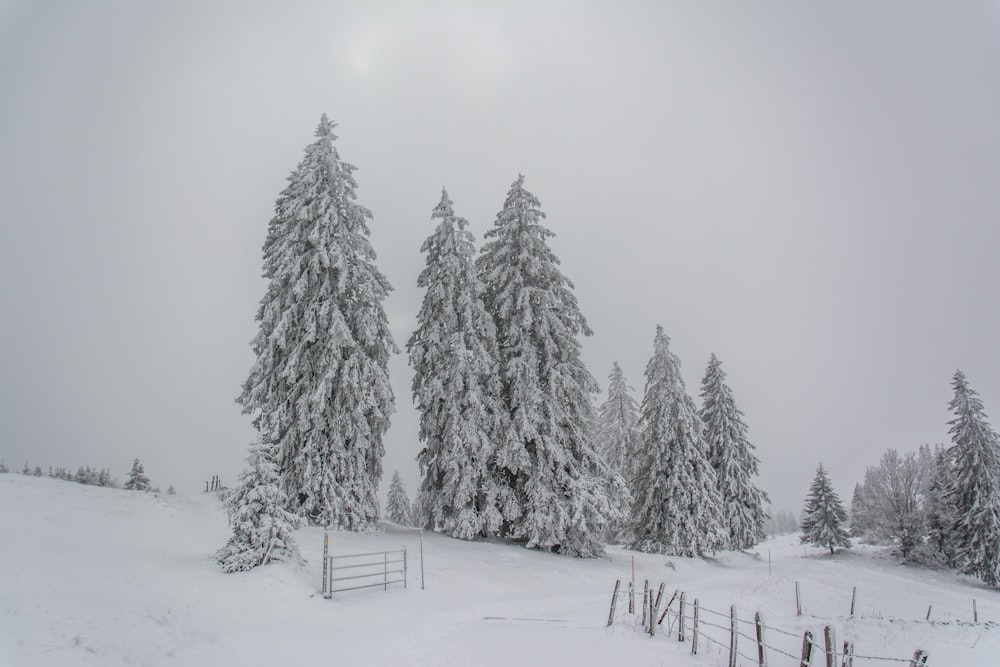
xmin=22 ymin=461 xmax=30 ymax=475
xmin=97 ymin=468 xmax=113 ymax=487
xmin=123 ymin=458 xmax=151 ymax=492
xmin=476 ymin=175 xmax=610 ymax=557
xmin=0 ymin=460 xmax=9 ymax=473
xmin=408 ymin=189 xmax=505 ymax=540
xmin=75 ymin=466 xmax=97 ymax=485
xmin=217 ymin=439 xmax=302 ymax=572
xmin=594 ymin=362 xmax=639 ymax=541
xmin=167 ymin=485 xmax=176 ymax=495
xmin=800 ymin=463 xmax=850 ymax=554
xmin=699 ymin=354 xmax=769 ymax=550
xmin=384 ymin=470 xmax=413 ymax=526
xmin=945 ymin=371 xmax=1000 ymax=586
xmin=597 ymin=362 xmax=640 ymax=478
xmin=238 ymin=114 xmax=396 ymax=530
xmin=630 ymin=326 xmax=725 ymax=557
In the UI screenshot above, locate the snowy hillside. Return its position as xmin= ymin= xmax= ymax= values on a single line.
xmin=1 ymin=474 xmax=997 ymax=666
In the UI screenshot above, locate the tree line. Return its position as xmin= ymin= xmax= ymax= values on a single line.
xmin=793 ymin=371 xmax=1000 ymax=588
xmin=218 ymin=115 xmax=768 ymax=571
xmin=0 ymin=457 xmax=173 ymax=494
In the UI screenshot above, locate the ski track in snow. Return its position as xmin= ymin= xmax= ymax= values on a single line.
xmin=1 ymin=474 xmax=998 ymax=666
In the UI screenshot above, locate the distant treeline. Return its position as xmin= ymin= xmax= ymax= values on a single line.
xmin=1 ymin=458 xmax=174 ymax=495
xmin=0 ymin=460 xmax=117 ymax=487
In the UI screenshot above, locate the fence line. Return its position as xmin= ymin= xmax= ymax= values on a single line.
xmin=606 ymin=579 xmax=932 ymax=665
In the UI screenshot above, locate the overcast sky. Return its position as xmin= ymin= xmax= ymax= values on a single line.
xmin=2 ymin=0 xmax=999 ymax=514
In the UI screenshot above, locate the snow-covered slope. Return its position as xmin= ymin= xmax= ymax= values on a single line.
xmin=1 ymin=474 xmax=997 ymax=666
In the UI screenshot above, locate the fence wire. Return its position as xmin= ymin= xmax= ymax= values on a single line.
xmin=607 ymin=579 xmax=932 ymax=666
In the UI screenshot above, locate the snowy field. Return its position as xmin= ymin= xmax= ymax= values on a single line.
xmin=1 ymin=474 xmax=997 ymax=666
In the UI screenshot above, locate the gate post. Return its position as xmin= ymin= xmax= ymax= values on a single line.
xmin=322 ymin=533 xmax=329 ymax=598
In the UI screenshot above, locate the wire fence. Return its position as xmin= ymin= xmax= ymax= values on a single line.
xmin=606 ymin=578 xmax=932 ymax=666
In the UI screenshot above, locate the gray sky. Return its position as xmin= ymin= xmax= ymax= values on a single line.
xmin=2 ymin=0 xmax=999 ymax=514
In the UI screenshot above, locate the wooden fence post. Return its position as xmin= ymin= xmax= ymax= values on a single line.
xmin=799 ymin=630 xmax=814 ymax=667
xmin=796 ymin=580 xmax=802 ymax=616
xmin=729 ymin=605 xmax=738 ymax=667
xmin=648 ymin=590 xmax=655 ymax=635
xmin=607 ymin=579 xmax=621 ymax=627
xmin=658 ymin=589 xmax=678 ymax=625
xmin=973 ymin=598 xmax=978 ymax=623
xmin=650 ymin=583 xmax=665 ymax=636
xmin=691 ymin=599 xmax=700 ymax=655
xmin=909 ymin=649 xmax=928 ymax=666
xmin=841 ymin=640 xmax=854 ymax=667
xmin=678 ymin=592 xmax=686 ymax=642
xmin=824 ymin=625 xmax=836 ymax=667
xmin=849 ymin=587 xmax=856 ymax=616
xmin=755 ymin=611 xmax=767 ymax=667
xmin=925 ymin=605 xmax=931 ymax=621
xmin=654 ymin=582 xmax=666 ymax=613
xmin=641 ymin=580 xmax=649 ymax=626
xmin=629 ymin=581 xmax=635 ymax=614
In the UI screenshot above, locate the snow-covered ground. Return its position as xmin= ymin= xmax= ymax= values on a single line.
xmin=1 ymin=474 xmax=997 ymax=666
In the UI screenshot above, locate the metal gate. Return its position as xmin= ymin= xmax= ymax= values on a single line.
xmin=322 ymin=536 xmax=407 ymax=598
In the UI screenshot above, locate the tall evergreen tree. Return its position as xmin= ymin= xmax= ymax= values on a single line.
xmin=630 ymin=326 xmax=725 ymax=556
xmin=476 ymin=175 xmax=609 ymax=557
xmin=217 ymin=439 xmax=302 ymax=572
xmin=945 ymin=371 xmax=1000 ymax=586
xmin=597 ymin=362 xmax=640 ymax=479
xmin=408 ymin=189 xmax=505 ymax=540
xmin=238 ymin=115 xmax=396 ymax=530
xmin=800 ymin=463 xmax=850 ymax=554
xmin=384 ymin=470 xmax=413 ymax=526
xmin=123 ymin=458 xmax=151 ymax=492
xmin=699 ymin=354 xmax=769 ymax=550
xmin=596 ymin=362 xmax=640 ymax=541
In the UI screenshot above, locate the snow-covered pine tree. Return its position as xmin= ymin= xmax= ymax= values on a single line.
xmin=597 ymin=362 xmax=640 ymax=480
xmin=167 ymin=485 xmax=176 ymax=495
xmin=238 ymin=115 xmax=396 ymax=530
xmin=595 ymin=362 xmax=640 ymax=542
xmin=0 ymin=460 xmax=8 ymax=473
xmin=217 ymin=439 xmax=302 ymax=572
xmin=408 ymin=189 xmax=505 ymax=540
xmin=698 ymin=353 xmax=769 ymax=551
xmin=630 ymin=326 xmax=725 ymax=556
xmin=945 ymin=371 xmax=1000 ymax=586
xmin=384 ymin=470 xmax=413 ymax=526
xmin=123 ymin=458 xmax=151 ymax=491
xmin=800 ymin=463 xmax=850 ymax=554
xmin=476 ymin=175 xmax=610 ymax=557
